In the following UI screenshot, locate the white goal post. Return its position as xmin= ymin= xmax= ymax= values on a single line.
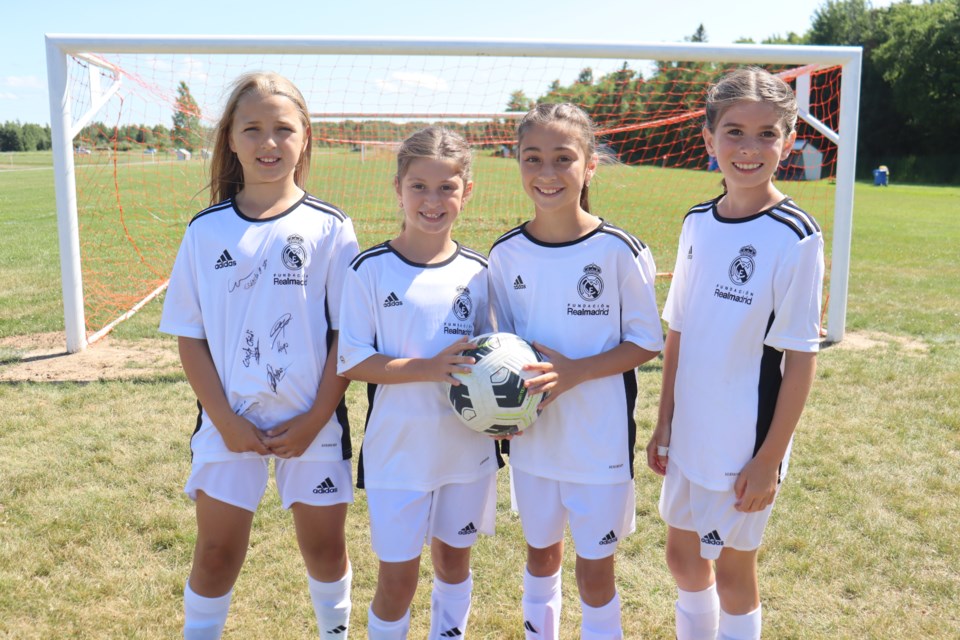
xmin=46 ymin=35 xmax=861 ymax=353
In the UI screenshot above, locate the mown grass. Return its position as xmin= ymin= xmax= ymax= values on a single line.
xmin=0 ymin=150 xmax=958 ymax=638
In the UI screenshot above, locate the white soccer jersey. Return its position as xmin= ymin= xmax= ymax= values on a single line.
xmin=488 ymin=221 xmax=664 ymax=485
xmin=159 ymin=193 xmax=359 ymax=464
xmin=337 ymin=242 xmax=500 ymax=492
xmin=663 ymin=196 xmax=824 ymax=491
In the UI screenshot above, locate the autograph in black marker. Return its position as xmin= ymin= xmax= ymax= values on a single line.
xmin=228 ymin=259 xmax=269 ymax=293
xmin=270 ymin=313 xmax=292 ymax=354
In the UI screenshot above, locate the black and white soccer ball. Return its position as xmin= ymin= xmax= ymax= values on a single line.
xmin=447 ymin=332 xmax=545 ymax=436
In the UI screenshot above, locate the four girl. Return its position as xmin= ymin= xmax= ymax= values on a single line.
xmin=165 ymin=66 xmax=820 ymax=639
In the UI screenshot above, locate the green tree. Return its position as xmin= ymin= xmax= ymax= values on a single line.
xmin=172 ymin=81 xmax=203 ymax=152
xmin=506 ymin=90 xmax=533 ymax=112
xmin=0 ymin=122 xmax=24 ymax=151
xmin=872 ymin=0 xmax=960 ymax=152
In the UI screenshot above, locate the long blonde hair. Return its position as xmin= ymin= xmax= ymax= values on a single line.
xmin=207 ymin=72 xmax=312 ymax=205
xmin=516 ymin=103 xmax=597 ymax=212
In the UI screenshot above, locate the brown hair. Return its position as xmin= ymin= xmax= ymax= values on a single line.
xmin=704 ymin=67 xmax=798 ymax=135
xmin=395 ymin=126 xmax=473 ymax=186
xmin=516 ymin=102 xmax=597 ymax=212
xmin=207 ymin=72 xmax=312 ymax=205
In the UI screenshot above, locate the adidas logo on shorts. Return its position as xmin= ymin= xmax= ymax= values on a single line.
xmin=701 ymin=530 xmax=724 ymax=546
xmin=312 ymin=477 xmax=338 ymax=494
xmin=458 ymin=522 xmax=478 ymax=536
xmin=383 ymin=292 xmax=403 ymax=307
xmin=214 ymin=249 xmax=237 ymax=269
xmin=599 ymin=530 xmax=618 ymax=545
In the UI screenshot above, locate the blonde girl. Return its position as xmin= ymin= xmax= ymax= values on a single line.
xmin=160 ymin=72 xmax=359 ymax=638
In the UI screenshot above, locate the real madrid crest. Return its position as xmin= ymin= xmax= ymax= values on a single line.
xmin=452 ymin=285 xmax=472 ymax=320
xmin=578 ymin=264 xmax=604 ymax=301
xmin=728 ymin=245 xmax=757 ymax=285
xmin=281 ymin=234 xmax=307 ymax=270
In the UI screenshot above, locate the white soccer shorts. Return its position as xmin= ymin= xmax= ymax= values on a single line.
xmin=184 ymin=457 xmax=353 ymax=512
xmin=659 ymin=461 xmax=778 ymax=560
xmin=511 ymin=467 xmax=636 ymax=560
xmin=366 ymin=473 xmax=497 ymax=563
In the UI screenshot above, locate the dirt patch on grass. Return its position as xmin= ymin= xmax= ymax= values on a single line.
xmin=0 ymin=332 xmax=182 ymax=383
xmin=826 ymin=330 xmax=928 ymax=353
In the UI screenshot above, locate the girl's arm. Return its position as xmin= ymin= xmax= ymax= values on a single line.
xmin=178 ymin=336 xmax=271 ymax=455
xmin=646 ymin=328 xmax=680 ymax=476
xmin=264 ymin=331 xmax=352 ymax=458
xmin=734 ymin=349 xmax=817 ymax=512
xmin=340 ymin=336 xmax=476 ymax=386
xmin=526 ymin=339 xmax=660 ymax=411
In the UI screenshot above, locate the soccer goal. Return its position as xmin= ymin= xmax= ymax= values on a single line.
xmin=45 ymin=35 xmax=861 ymax=353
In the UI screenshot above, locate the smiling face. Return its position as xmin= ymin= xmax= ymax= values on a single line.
xmin=518 ymin=122 xmax=598 ymax=218
xmin=703 ymin=99 xmax=796 ymax=198
xmin=395 ymin=156 xmax=472 ymax=239
xmin=228 ymin=92 xmax=308 ymax=191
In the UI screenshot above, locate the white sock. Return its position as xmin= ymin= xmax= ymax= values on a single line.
xmin=429 ymin=573 xmax=473 ymax=639
xmin=367 ymin=606 xmax=410 ymax=640
xmin=308 ymin=565 xmax=352 ymax=637
xmin=676 ymin=584 xmax=720 ymax=640
xmin=183 ymin=582 xmax=232 ymax=640
xmin=521 ymin=568 xmax=561 ymax=640
xmin=580 ymin=590 xmax=623 ymax=640
xmin=718 ymin=604 xmax=762 ymax=640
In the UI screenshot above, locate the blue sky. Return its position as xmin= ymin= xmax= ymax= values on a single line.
xmin=3 ymin=0 xmax=894 ymax=125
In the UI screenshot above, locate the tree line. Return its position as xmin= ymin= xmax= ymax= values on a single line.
xmin=506 ymin=0 xmax=959 ymax=184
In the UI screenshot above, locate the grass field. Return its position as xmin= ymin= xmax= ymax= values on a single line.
xmin=0 ymin=151 xmax=958 ymax=638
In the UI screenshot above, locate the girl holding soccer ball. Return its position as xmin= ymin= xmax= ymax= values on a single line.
xmin=160 ymin=72 xmax=358 ymax=638
xmin=487 ymin=103 xmax=663 ymax=639
xmin=647 ymin=68 xmax=824 ymax=640
xmin=337 ymin=126 xmax=500 ymax=639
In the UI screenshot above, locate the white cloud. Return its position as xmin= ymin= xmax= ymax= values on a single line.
xmin=3 ymin=76 xmax=44 ymax=90
xmin=0 ymin=92 xmax=18 ymax=100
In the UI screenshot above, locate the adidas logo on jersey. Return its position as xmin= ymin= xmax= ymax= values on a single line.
xmin=313 ymin=478 xmax=338 ymax=494
xmin=214 ymin=249 xmax=237 ymax=269
xmin=599 ymin=530 xmax=618 ymax=545
xmin=513 ymin=275 xmax=527 ymax=290
xmin=383 ymin=292 xmax=403 ymax=307
xmin=458 ymin=522 xmax=477 ymax=536
xmin=440 ymin=627 xmax=463 ymax=637
xmin=325 ymin=624 xmax=348 ymax=635
xmin=687 ymin=245 xmax=693 ymax=259
xmin=701 ymin=530 xmax=724 ymax=546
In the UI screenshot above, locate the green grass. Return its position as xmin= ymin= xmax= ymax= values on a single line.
xmin=1 ymin=152 xmax=959 ymax=638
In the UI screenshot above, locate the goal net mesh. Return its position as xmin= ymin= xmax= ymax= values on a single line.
xmin=65 ymin=51 xmax=842 ymax=338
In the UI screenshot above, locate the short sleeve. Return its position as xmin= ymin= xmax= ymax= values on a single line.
xmin=619 ymin=244 xmax=665 ymax=352
xmin=159 ymin=228 xmax=206 ymax=339
xmin=336 ymin=260 xmax=380 ymax=374
xmin=662 ymin=221 xmax=691 ymax=332
xmin=764 ymin=232 xmax=825 ymax=353
xmin=325 ymin=218 xmax=360 ymax=331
